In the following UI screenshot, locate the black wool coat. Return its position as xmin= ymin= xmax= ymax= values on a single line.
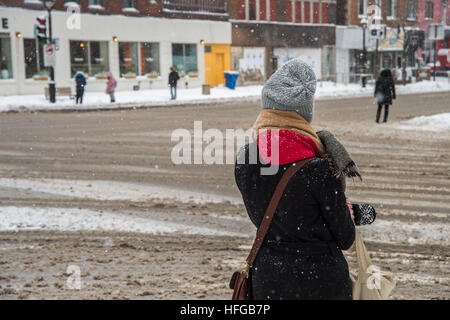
xmin=374 ymin=74 xmax=396 ymax=105
xmin=169 ymin=71 xmax=180 ymax=87
xmin=235 ymin=143 xmax=355 ymax=300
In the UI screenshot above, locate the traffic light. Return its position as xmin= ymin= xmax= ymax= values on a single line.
xmin=35 ymin=16 xmax=47 ymax=43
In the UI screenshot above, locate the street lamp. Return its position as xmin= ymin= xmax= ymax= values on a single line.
xmin=360 ymin=17 xmax=368 ymax=88
xmin=42 ymin=0 xmax=56 ymax=103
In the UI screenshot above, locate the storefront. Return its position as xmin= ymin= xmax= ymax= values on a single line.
xmin=231 ymin=21 xmax=336 ymax=86
xmin=273 ymin=47 xmax=322 ymax=78
xmin=231 ymin=46 xmax=266 ymax=86
xmin=0 ymin=7 xmax=231 ymax=95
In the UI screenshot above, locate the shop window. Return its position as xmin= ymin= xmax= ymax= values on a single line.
xmin=387 ymin=0 xmax=395 ymax=17
xmin=407 ymin=50 xmax=415 ymax=67
xmin=382 ymin=54 xmax=393 ymax=69
xmin=172 ymin=43 xmax=198 ymax=75
xmin=140 ymin=42 xmax=160 ymax=76
xmin=425 ymin=2 xmax=433 ymax=19
xmin=24 ymin=38 xmax=48 ymax=79
xmin=70 ymin=40 xmax=109 ymax=77
xmin=123 ymin=0 xmax=136 ymax=8
xmin=406 ymin=1 xmax=415 ymax=20
xmin=358 ymin=0 xmax=366 ymax=16
xmin=119 ymin=42 xmax=139 ymax=76
xmin=0 ymin=36 xmax=13 ymax=79
xmin=249 ymin=0 xmax=256 ymax=20
xmin=70 ymin=41 xmax=89 ymax=77
xmin=90 ymin=41 xmax=109 ymax=77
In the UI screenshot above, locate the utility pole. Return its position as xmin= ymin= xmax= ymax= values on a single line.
xmin=47 ymin=7 xmax=55 ymax=103
xmin=360 ymin=17 xmax=368 ymax=88
xmin=43 ymin=0 xmax=56 ymax=103
xmin=375 ymin=38 xmax=379 ymax=78
xmin=433 ymin=35 xmax=437 ymax=81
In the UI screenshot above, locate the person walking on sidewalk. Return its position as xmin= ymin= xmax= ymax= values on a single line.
xmin=74 ymin=71 xmax=87 ymax=105
xmin=374 ymin=69 xmax=396 ymax=123
xmin=168 ymin=67 xmax=180 ymax=100
xmin=106 ymin=72 xmax=117 ymax=103
xmin=235 ymin=59 xmax=358 ymax=300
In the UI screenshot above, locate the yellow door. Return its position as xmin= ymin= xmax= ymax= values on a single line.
xmin=205 ymin=48 xmax=214 ymax=86
xmin=215 ymin=53 xmax=225 ymax=86
xmin=204 ymin=44 xmax=231 ymax=87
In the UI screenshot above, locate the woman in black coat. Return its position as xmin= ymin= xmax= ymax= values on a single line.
xmin=234 ymin=59 xmax=356 ymax=300
xmin=374 ymin=69 xmax=396 ymax=123
xmin=235 ymin=144 xmax=355 ymax=300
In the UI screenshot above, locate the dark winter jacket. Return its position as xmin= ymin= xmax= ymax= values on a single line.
xmin=235 ymin=142 xmax=355 ymax=300
xmin=75 ymin=73 xmax=87 ymax=91
xmin=374 ymin=69 xmax=396 ymax=105
xmin=169 ymin=71 xmax=180 ymax=87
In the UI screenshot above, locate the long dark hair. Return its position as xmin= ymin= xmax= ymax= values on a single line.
xmin=380 ymin=69 xmax=392 ymax=79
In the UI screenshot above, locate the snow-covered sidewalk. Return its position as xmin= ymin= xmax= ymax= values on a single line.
xmin=0 ymin=78 xmax=449 ymax=113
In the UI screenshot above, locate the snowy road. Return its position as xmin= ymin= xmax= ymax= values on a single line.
xmin=0 ymin=91 xmax=449 ymax=299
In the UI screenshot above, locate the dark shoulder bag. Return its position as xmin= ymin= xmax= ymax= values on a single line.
xmin=229 ymin=158 xmax=313 ymax=300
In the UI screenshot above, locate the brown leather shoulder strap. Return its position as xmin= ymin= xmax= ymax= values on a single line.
xmin=246 ymin=158 xmax=314 ymax=266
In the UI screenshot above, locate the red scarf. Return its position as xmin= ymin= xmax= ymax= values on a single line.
xmin=257 ymin=129 xmax=319 ymax=165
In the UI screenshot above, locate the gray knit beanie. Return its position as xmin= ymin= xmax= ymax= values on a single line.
xmin=262 ymin=59 xmax=316 ymax=123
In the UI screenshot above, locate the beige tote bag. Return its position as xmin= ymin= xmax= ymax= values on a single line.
xmin=351 ymin=229 xmax=396 ymax=300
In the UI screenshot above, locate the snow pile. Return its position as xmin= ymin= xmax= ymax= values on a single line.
xmin=0 ymin=206 xmax=247 ymax=237
xmin=0 ymin=177 xmax=242 ymax=205
xmin=359 ymin=219 xmax=449 ymax=246
xmin=0 ymin=77 xmax=449 ymax=113
xmin=391 ymin=113 xmax=450 ymax=132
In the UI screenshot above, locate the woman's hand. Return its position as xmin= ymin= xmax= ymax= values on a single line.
xmin=346 ymin=198 xmax=354 ymax=221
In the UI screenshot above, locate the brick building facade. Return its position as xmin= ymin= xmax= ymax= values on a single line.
xmin=228 ymin=0 xmax=337 ymax=85
xmin=417 ymin=0 xmax=449 ymax=69
xmin=0 ymin=0 xmax=228 ymax=20
xmin=338 ymin=0 xmax=420 ymax=28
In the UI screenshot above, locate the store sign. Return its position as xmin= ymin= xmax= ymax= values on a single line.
xmin=380 ymin=28 xmax=404 ymax=51
xmin=44 ymin=44 xmax=56 ymax=67
xmin=53 ymin=38 xmax=60 ymax=51
xmin=1 ymin=18 xmax=8 ymax=30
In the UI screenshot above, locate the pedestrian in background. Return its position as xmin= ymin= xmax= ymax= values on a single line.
xmin=168 ymin=66 xmax=180 ymax=100
xmin=374 ymin=69 xmax=396 ymax=123
xmin=74 ymin=71 xmax=87 ymax=105
xmin=106 ymin=72 xmax=117 ymax=103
